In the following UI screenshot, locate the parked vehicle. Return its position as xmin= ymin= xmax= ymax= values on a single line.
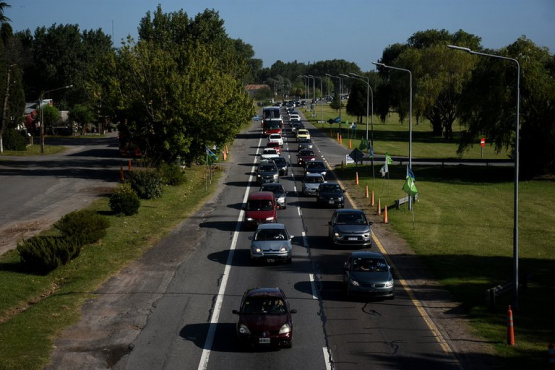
xmin=316 ymin=182 xmax=345 ymax=208
xmin=343 ymin=251 xmax=394 ymax=299
xmin=232 ymin=287 xmax=297 ymax=348
xmin=328 ymin=209 xmax=372 ymax=247
xmin=249 ymin=223 xmax=293 ymax=263
xmin=244 ymin=191 xmax=277 ymax=229
xmin=302 ymin=173 xmax=325 ymax=196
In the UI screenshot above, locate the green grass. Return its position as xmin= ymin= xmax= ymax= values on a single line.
xmin=0 ymin=164 xmax=222 ymax=370
xmin=0 ymin=144 xmax=66 ymax=157
xmin=303 ymin=104 xmax=510 ymax=159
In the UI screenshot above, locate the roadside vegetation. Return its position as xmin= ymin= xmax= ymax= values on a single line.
xmin=302 ymin=106 xmax=555 ymax=369
xmin=0 ymin=163 xmax=223 ymax=369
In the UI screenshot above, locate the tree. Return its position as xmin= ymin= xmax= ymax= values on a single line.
xmin=458 ymin=37 xmax=555 ymax=177
xmin=68 ymin=104 xmax=94 ymax=129
xmin=346 ymin=80 xmax=367 ymax=124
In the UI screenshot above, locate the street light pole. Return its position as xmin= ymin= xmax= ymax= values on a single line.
xmin=38 ymin=85 xmax=73 ymax=154
xmin=344 ymin=72 xmax=375 ymax=182
xmin=309 ymin=75 xmax=324 ymax=122
xmin=448 ymin=44 xmax=521 ymax=310
xmin=325 ymin=73 xmax=343 ymax=135
xmin=373 ymin=62 xmax=413 ymax=208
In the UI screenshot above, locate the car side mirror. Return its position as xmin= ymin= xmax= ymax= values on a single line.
xmin=290 ymin=235 xmax=294 ymax=240
xmin=368 ymin=221 xmax=374 ymax=225
xmin=232 ymin=310 xmax=239 ymax=315
xmin=290 ymin=309 xmax=297 ymax=314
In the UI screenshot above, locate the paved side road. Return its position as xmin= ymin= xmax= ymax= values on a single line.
xmin=0 ymin=133 xmax=123 ymax=255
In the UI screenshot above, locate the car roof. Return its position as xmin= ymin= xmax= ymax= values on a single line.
xmin=248 ymin=191 xmax=275 ymax=200
xmin=305 ymin=173 xmax=324 ymax=178
xmin=334 ymin=209 xmax=365 ymax=215
xmin=245 ymin=287 xmax=285 ymax=298
xmin=256 ymin=223 xmax=286 ymax=230
xmin=349 ymin=251 xmax=385 ymax=259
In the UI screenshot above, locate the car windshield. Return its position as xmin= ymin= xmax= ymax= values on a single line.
xmin=307 ymin=162 xmax=324 ymax=169
xmin=273 ymin=158 xmax=286 ymax=165
xmin=242 ymin=297 xmax=287 ymax=314
xmin=305 ymin=176 xmax=324 ymax=184
xmin=255 ymin=228 xmax=287 ymax=241
xmin=321 ymin=184 xmax=341 ymax=192
xmin=261 ymin=185 xmax=283 ymax=194
xmin=259 ymin=164 xmax=276 ymax=172
xmin=336 ymin=212 xmax=367 ymax=225
xmin=247 ymin=200 xmax=274 ymax=211
xmin=300 ymin=151 xmax=314 ymax=156
xmin=352 ymin=257 xmax=388 ymax=272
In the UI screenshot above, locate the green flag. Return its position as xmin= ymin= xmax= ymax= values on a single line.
xmin=358 ymin=138 xmax=367 ymax=150
xmin=402 ymin=176 xmax=418 ymax=196
xmin=386 ymin=154 xmax=392 ymax=164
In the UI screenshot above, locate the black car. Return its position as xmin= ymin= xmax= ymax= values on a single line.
xmin=298 ymin=137 xmax=313 ymax=150
xmin=343 ymin=251 xmax=395 ymax=299
xmin=232 ymin=287 xmax=297 ymax=348
xmin=272 ymin=156 xmax=289 ymax=176
xmin=256 ymin=163 xmax=279 ymax=184
xmin=316 ymin=182 xmax=345 ymax=208
xmin=260 ymin=182 xmax=287 ymax=209
xmin=304 ymin=160 xmax=327 ymax=178
xmin=328 ymin=209 xmax=372 ymax=247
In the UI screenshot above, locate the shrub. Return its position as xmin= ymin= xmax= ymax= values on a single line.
xmin=3 ymin=129 xmax=27 ymax=151
xmin=17 ymin=236 xmax=81 ymax=274
xmin=54 ymin=209 xmax=109 ymax=246
xmin=128 ymin=169 xmax=163 ymax=199
xmin=157 ymin=163 xmax=186 ymax=186
xmin=109 ymin=183 xmax=140 ymax=216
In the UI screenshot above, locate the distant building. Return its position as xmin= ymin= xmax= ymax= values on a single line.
xmin=245 ymin=84 xmax=270 ymax=98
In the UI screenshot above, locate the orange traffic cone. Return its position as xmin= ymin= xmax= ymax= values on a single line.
xmin=549 ymin=343 xmax=555 ymax=369
xmin=507 ymin=305 xmax=515 ymax=346
xmin=383 ymin=206 xmax=389 ymax=223
xmin=120 ymin=165 xmax=125 ymax=182
xmin=371 ymin=191 xmax=375 ymax=206
xmin=223 ymin=151 xmax=227 ymax=160
xmin=128 ymin=159 xmax=132 ymax=171
xmin=339 ymin=135 xmax=343 ymax=144
xmin=337 ymin=132 xmax=340 ymax=141
xmin=365 ymin=185 xmax=369 ymax=198
xmin=377 ymin=199 xmax=381 ymax=215
xmin=355 ymin=172 xmax=359 ymax=185
xmin=349 ymin=139 xmax=352 ymax=149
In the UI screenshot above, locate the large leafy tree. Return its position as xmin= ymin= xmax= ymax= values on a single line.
xmin=458 ymin=37 xmax=555 ymax=177
xmin=376 ymin=29 xmax=481 ymax=137
xmin=112 ymin=6 xmax=253 ymax=165
xmin=345 ymin=80 xmax=367 ymax=124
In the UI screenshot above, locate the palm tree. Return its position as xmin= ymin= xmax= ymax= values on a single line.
xmin=0 ymin=2 xmax=11 ymax=23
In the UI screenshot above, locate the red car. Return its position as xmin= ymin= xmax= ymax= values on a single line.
xmin=296 ymin=149 xmax=316 ymax=165
xmin=265 ymin=141 xmax=282 ymax=154
xmin=232 ymin=287 xmax=297 ymax=348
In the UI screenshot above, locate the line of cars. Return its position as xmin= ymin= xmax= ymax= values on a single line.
xmin=234 ymin=105 xmax=394 ymax=350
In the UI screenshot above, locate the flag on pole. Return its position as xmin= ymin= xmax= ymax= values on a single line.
xmin=206 ymin=146 xmax=218 ymax=164
xmin=386 ymin=154 xmax=392 ymax=164
xmin=402 ymin=171 xmax=418 ymax=196
xmin=358 ymin=138 xmax=367 ymax=150
xmin=380 ymin=162 xmax=388 ymax=177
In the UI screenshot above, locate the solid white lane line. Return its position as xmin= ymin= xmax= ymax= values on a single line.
xmin=197 ymin=135 xmax=263 ymax=370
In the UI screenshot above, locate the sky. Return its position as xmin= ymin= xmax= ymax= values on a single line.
xmin=6 ymin=0 xmax=555 ymax=71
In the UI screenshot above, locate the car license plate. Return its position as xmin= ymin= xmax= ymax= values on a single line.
xmin=348 ymin=237 xmax=358 ymax=241
xmin=329 ymin=200 xmax=335 ymax=204
xmin=266 ymin=259 xmax=275 ymax=263
xmin=259 ymin=338 xmax=271 ymax=344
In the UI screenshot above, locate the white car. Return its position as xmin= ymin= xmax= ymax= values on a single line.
xmin=289 ymin=114 xmax=301 ymax=122
xmin=268 ymin=133 xmax=284 ymax=147
xmin=261 ymin=147 xmax=280 ymax=160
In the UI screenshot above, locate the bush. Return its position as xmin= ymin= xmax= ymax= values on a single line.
xmin=109 ymin=183 xmax=140 ymax=216
xmin=157 ymin=163 xmax=186 ymax=186
xmin=3 ymin=129 xmax=27 ymax=151
xmin=54 ymin=209 xmax=109 ymax=246
xmin=17 ymin=236 xmax=81 ymax=274
xmin=128 ymin=169 xmax=163 ymax=199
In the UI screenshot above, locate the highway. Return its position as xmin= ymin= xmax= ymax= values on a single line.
xmin=115 ymin=110 xmax=462 ymax=369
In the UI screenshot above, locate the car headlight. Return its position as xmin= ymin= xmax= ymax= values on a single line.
xmin=265 ymin=217 xmax=275 ymax=221
xmin=246 ymin=218 xmax=254 ymax=221
xmin=384 ymin=280 xmax=394 ymax=288
xmin=334 ymin=232 xmax=341 ymax=238
xmin=257 ymin=174 xmax=261 ymax=178
xmin=280 ymin=245 xmax=288 ymax=252
xmin=350 ymin=279 xmax=360 ymax=287
xmin=279 ymin=323 xmax=291 ymax=334
xmin=239 ymin=324 xmax=251 ymax=335
xmin=253 ymin=247 xmax=262 ymax=254
xmin=273 ymin=174 xmax=278 ymax=179
xmin=278 ymin=196 xmax=285 ymax=203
